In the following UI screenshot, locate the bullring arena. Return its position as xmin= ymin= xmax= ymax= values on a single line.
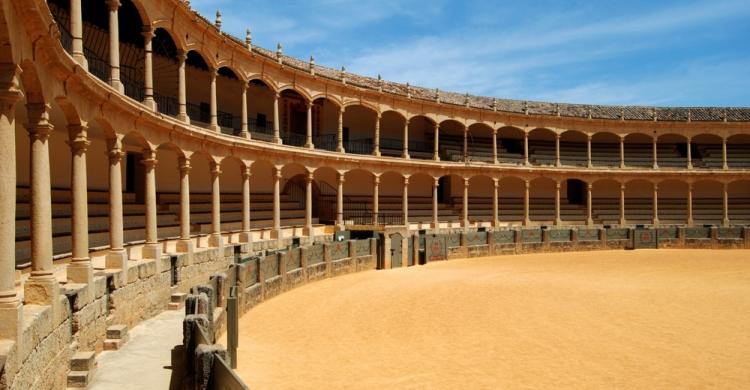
xmin=0 ymin=0 xmax=748 ymax=389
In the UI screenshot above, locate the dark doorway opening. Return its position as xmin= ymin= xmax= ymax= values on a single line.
xmin=567 ymin=179 xmax=586 ymax=205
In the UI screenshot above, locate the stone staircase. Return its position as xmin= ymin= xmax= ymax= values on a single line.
xmin=67 ymin=351 xmax=96 ymax=389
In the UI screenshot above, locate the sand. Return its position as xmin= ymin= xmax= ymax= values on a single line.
xmin=228 ymin=250 xmax=750 ymax=389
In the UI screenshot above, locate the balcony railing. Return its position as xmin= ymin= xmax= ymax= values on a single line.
xmin=344 ymin=210 xmax=404 ymax=226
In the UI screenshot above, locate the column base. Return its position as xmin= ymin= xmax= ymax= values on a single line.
xmin=523 ymin=218 xmax=531 ymax=226
xmin=270 ymin=229 xmax=282 ymax=240
xmin=208 ymin=234 xmax=224 ymax=248
xmin=302 ymin=227 xmax=315 ymax=237
xmin=237 ymin=231 xmax=253 ymax=244
xmin=686 ymin=218 xmax=694 ymax=227
xmin=208 ymin=124 xmax=220 ymax=132
xmin=72 ymin=53 xmax=88 ymax=70
xmin=273 ymin=137 xmax=282 ymax=144
xmin=722 ymin=218 xmax=730 ymax=227
xmin=143 ymin=97 xmax=157 ymax=111
xmin=0 ymin=296 xmax=22 ymax=340
xmin=554 ymin=218 xmax=562 ymax=226
xmin=142 ymin=243 xmax=162 ymax=260
xmin=652 ymin=218 xmax=660 ymax=227
xmin=305 ymin=142 xmax=314 ymax=149
xmin=586 ymin=218 xmax=594 ymax=226
xmin=238 ymin=131 xmax=249 ymax=139
xmin=402 ymin=153 xmax=410 ymax=160
xmin=619 ymin=218 xmax=627 ymax=226
xmin=23 ymin=275 xmax=59 ymax=306
xmin=433 ymin=155 xmax=440 ymax=161
xmin=178 ymin=113 xmax=191 ymax=124
xmin=105 ymin=249 xmax=129 ymax=285
xmin=66 ymin=259 xmax=94 ymax=284
xmin=431 ymin=222 xmax=440 ymax=229
xmin=337 ymin=147 xmax=346 ymax=153
xmin=176 ymin=239 xmax=194 ymax=255
xmin=373 ymin=149 xmax=381 ymax=157
xmin=110 ymin=79 xmax=124 ymax=93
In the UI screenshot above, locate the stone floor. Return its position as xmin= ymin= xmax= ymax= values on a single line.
xmin=89 ymin=309 xmax=184 ymax=390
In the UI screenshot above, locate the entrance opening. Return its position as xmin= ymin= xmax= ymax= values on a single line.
xmin=567 ymin=179 xmax=586 ymax=205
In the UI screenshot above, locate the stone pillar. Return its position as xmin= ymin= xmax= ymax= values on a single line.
xmin=432 ymin=177 xmax=439 ymax=228
xmin=586 ymin=182 xmax=594 ymax=226
xmin=372 ymin=175 xmax=380 ymax=225
xmin=402 ymin=119 xmax=410 ymax=159
xmin=555 ymin=134 xmax=561 ymax=167
xmin=493 ymin=178 xmax=500 ymax=228
xmin=176 ymin=157 xmax=193 ymax=253
xmin=0 ymin=72 xmax=23 ymax=340
xmin=337 ymin=172 xmax=345 ymax=230
xmin=142 ymin=28 xmax=155 ymax=110
xmin=492 ymin=128 xmax=498 ymax=164
xmin=619 ymin=183 xmax=626 ymax=225
xmin=652 ymin=182 xmax=659 ymax=226
xmin=403 ymin=176 xmax=410 ymax=228
xmin=587 ymin=135 xmax=593 ymax=168
xmin=304 ymin=172 xmax=314 ymax=236
xmin=523 ymin=131 xmax=529 ymax=166
xmin=105 ymin=139 xmax=127 ymax=275
xmin=239 ymin=165 xmax=252 ymax=243
xmin=722 ymin=182 xmax=730 ymax=227
xmin=272 ymin=93 xmax=281 ymax=144
xmin=208 ymin=162 xmax=223 ymax=247
xmin=463 ymin=126 xmax=468 ymax=163
xmin=373 ymin=114 xmax=381 ymax=156
xmin=177 ymin=50 xmax=189 ymax=123
xmin=722 ymin=138 xmax=728 ymax=169
xmin=272 ymin=166 xmax=282 ymax=239
xmin=67 ymin=124 xmax=93 ymax=284
xmin=687 ymin=182 xmax=693 ymax=227
xmin=652 ymin=137 xmax=658 ymax=169
xmin=305 ymin=102 xmax=314 ymax=148
xmin=141 ymin=149 xmax=161 ymax=260
xmin=336 ymin=107 xmax=345 ymax=153
xmin=239 ymin=83 xmax=249 ymax=138
xmin=433 ymin=122 xmax=440 ymax=161
xmin=619 ymin=136 xmax=625 ymax=168
xmin=462 ymin=178 xmax=470 ymax=228
xmin=24 ymin=103 xmax=59 ymax=305
xmin=106 ymin=0 xmax=122 ymax=92
xmin=686 ymin=137 xmax=692 ymax=169
xmin=70 ymin=0 xmax=87 ymax=68
xmin=523 ymin=179 xmax=531 ymax=226
xmin=554 ymin=180 xmax=561 ymax=226
xmin=209 ymin=68 xmax=219 ymax=131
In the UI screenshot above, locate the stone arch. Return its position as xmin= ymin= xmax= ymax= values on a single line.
xmin=691 ymin=133 xmax=723 ymax=169
xmin=558 ymin=129 xmax=588 ymax=167
xmin=342 ymin=104 xmax=377 ymax=154
xmin=215 ymin=66 xmax=245 ymax=135
xmin=529 ymin=176 xmax=556 ymax=224
xmin=378 ymin=110 xmax=407 ymax=157
xmin=726 ymin=134 xmax=750 ymax=169
xmin=468 ymin=175 xmax=494 ymax=225
xmin=278 ymin=85 xmax=312 ymax=103
xmin=466 ymin=122 xmax=494 ymax=163
xmin=528 ymin=128 xmax=557 ymax=167
xmin=656 ymin=133 xmax=688 ymax=168
xmin=498 ymin=176 xmax=525 ymax=224
xmin=728 ymin=179 xmax=750 ymax=223
xmin=497 ymin=126 xmax=525 ymax=165
xmin=246 ymin=78 xmax=276 ymax=141
xmin=692 ymin=179 xmax=724 ymax=224
xmin=591 ymin=132 xmax=620 ymax=167
xmin=407 ymin=115 xmax=435 ymax=160
xmin=623 ymin=179 xmax=655 ymax=224
xmin=311 ymin=96 xmax=339 ymax=150
xmin=623 ymin=133 xmax=654 ymax=168
xmin=656 ymin=179 xmax=688 ymax=224
xmin=18 ymin=59 xmax=45 ymax=105
xmin=278 ymin=88 xmax=309 ymax=146
xmin=591 ymin=178 xmax=621 ymax=225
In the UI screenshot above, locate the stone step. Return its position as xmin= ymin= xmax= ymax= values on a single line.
xmin=106 ymin=325 xmax=128 ymax=341
xmin=103 ymin=339 xmax=123 ymax=351
xmin=171 ymin=292 xmax=187 ymax=304
xmin=70 ymin=351 xmax=96 ymax=372
xmin=67 ymin=370 xmax=93 ymax=388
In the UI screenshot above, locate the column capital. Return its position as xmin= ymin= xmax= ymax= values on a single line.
xmin=338 ymin=172 xmax=346 ymax=183
xmin=493 ymin=177 xmax=499 ymax=187
xmin=179 ymin=156 xmax=191 ymax=173
xmin=106 ymin=0 xmax=121 ymax=11
xmin=306 ymin=171 xmax=315 ymax=183
xmin=620 ymin=183 xmax=626 ymax=191
xmin=141 ymin=26 xmax=154 ymax=42
xmin=524 ymin=179 xmax=530 ymax=188
xmin=211 ymin=163 xmax=222 ymax=177
xmin=556 ymin=181 xmax=561 ymax=189
xmin=587 ymin=182 xmax=593 ymax=190
xmin=0 ymin=66 xmax=23 ymax=106
xmin=433 ymin=177 xmax=440 ymax=187
xmin=176 ymin=50 xmax=187 ymax=63
xmin=273 ymin=166 xmax=283 ymax=179
xmin=464 ymin=177 xmax=470 ymax=187
xmin=653 ymin=183 xmax=659 ymax=191
xmin=403 ymin=176 xmax=410 ymax=185
xmin=242 ymin=166 xmax=252 ymax=179
xmin=373 ymin=175 xmax=380 ymax=185
xmin=108 ymin=142 xmax=124 ymax=163
xmin=141 ymin=149 xmax=157 ymax=168
xmin=67 ymin=127 xmax=90 ymax=154
xmin=25 ymin=102 xmax=53 ymax=139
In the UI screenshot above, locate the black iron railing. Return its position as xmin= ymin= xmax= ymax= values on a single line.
xmin=314 ymin=134 xmax=338 ymax=152
xmin=154 ymin=93 xmax=179 ymax=117
xmin=344 ymin=211 xmax=404 ymax=226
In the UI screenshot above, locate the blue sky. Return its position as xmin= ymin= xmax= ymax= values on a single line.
xmin=191 ymin=0 xmax=750 ymax=107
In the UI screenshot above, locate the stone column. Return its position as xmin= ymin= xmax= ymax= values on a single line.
xmin=619 ymin=136 xmax=625 ymax=168
xmin=463 ymin=178 xmax=470 ymax=228
xmin=177 ymin=50 xmax=189 ymax=123
xmin=106 ymin=0 xmax=122 ymax=92
xmin=652 ymin=137 xmax=658 ymax=169
xmin=402 ymin=119 xmax=410 ymax=159
xmin=432 ymin=177 xmax=439 ymax=228
xmin=372 ymin=175 xmax=380 ymax=225
xmin=555 ymin=134 xmax=561 ymax=167
xmin=70 ymin=0 xmax=87 ymax=68
xmin=209 ymin=68 xmax=219 ymax=131
xmin=652 ymin=182 xmax=659 ymax=226
xmin=403 ymin=176 xmax=410 ymax=227
xmin=208 ymin=162 xmax=223 ymax=247
xmin=305 ymin=102 xmax=314 ymax=148
xmin=142 ymin=28 xmax=155 ymax=110
xmin=373 ymin=114 xmax=381 ymax=156
xmin=304 ymin=172 xmax=314 ymax=236
xmin=105 ymin=139 xmax=127 ymax=274
xmin=176 ymin=157 xmax=193 ymax=253
xmin=336 ymin=107 xmax=345 ymax=153
xmin=686 ymin=137 xmax=692 ymax=169
xmin=272 ymin=166 xmax=282 ymax=238
xmin=141 ymin=149 xmax=161 ymax=260
xmin=586 ymin=182 xmax=594 ymax=226
xmin=523 ymin=179 xmax=531 ymax=226
xmin=687 ymin=182 xmax=693 ymax=226
xmin=463 ymin=126 xmax=468 ymax=163
xmin=67 ymin=124 xmax=93 ymax=284
xmin=24 ymin=103 xmax=58 ymax=305
xmin=239 ymin=165 xmax=252 ymax=243
xmin=619 ymin=183 xmax=626 ymax=225
xmin=272 ymin=93 xmax=281 ymax=144
xmin=493 ymin=178 xmax=500 ymax=228
xmin=722 ymin=182 xmax=730 ymax=227
xmin=587 ymin=135 xmax=593 ymax=168
xmin=523 ymin=131 xmax=529 ymax=166
xmin=492 ymin=129 xmax=498 ymax=164
xmin=0 ymin=72 xmax=23 ymax=340
xmin=337 ymin=172 xmax=345 ymax=230
xmin=722 ymin=138 xmax=728 ymax=169
xmin=239 ymin=83 xmax=249 ymax=138
xmin=433 ymin=122 xmax=440 ymax=161
xmin=554 ymin=180 xmax=561 ymax=226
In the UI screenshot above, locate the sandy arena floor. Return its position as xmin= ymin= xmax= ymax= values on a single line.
xmin=228 ymin=250 xmax=750 ymax=389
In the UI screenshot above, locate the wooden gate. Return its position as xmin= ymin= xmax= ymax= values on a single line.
xmin=390 ymin=233 xmax=403 ymax=268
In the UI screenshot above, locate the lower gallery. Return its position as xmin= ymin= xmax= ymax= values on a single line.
xmin=0 ymin=0 xmax=749 ymax=389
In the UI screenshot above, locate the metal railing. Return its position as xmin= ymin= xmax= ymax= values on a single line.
xmin=344 ymin=210 xmax=404 ymax=226
xmin=154 ymin=93 xmax=179 ymax=117
xmin=314 ymin=134 xmax=338 ymax=152
xmin=344 ymin=139 xmax=373 ymax=155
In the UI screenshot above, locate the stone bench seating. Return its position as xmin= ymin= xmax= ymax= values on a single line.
xmin=15 ymin=212 xmax=178 ymax=241
xmin=16 ymin=202 xmax=147 ymax=220
xmin=16 ymin=187 xmax=135 ymax=204
xmin=173 ymin=201 xmax=302 ymax=214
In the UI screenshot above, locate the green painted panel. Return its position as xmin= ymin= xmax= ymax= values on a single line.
xmin=425 ymin=235 xmax=447 ymax=261
xmin=521 ymin=229 xmax=542 ymax=243
xmin=307 ymin=244 xmax=324 ymax=265
xmin=465 ymin=231 xmax=487 ymax=246
xmin=685 ymin=227 xmax=711 ymax=239
xmin=548 ymin=229 xmax=571 ymax=242
xmin=718 ymin=227 xmax=743 ymax=239
xmin=657 ymin=226 xmax=678 ymax=241
xmin=606 ymin=228 xmax=629 ymax=240
xmin=577 ymin=228 xmax=599 ymax=242
xmin=329 ymin=241 xmax=349 ymax=260
xmin=493 ymin=230 xmax=515 ymax=244
xmin=634 ymin=228 xmax=657 ymax=248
